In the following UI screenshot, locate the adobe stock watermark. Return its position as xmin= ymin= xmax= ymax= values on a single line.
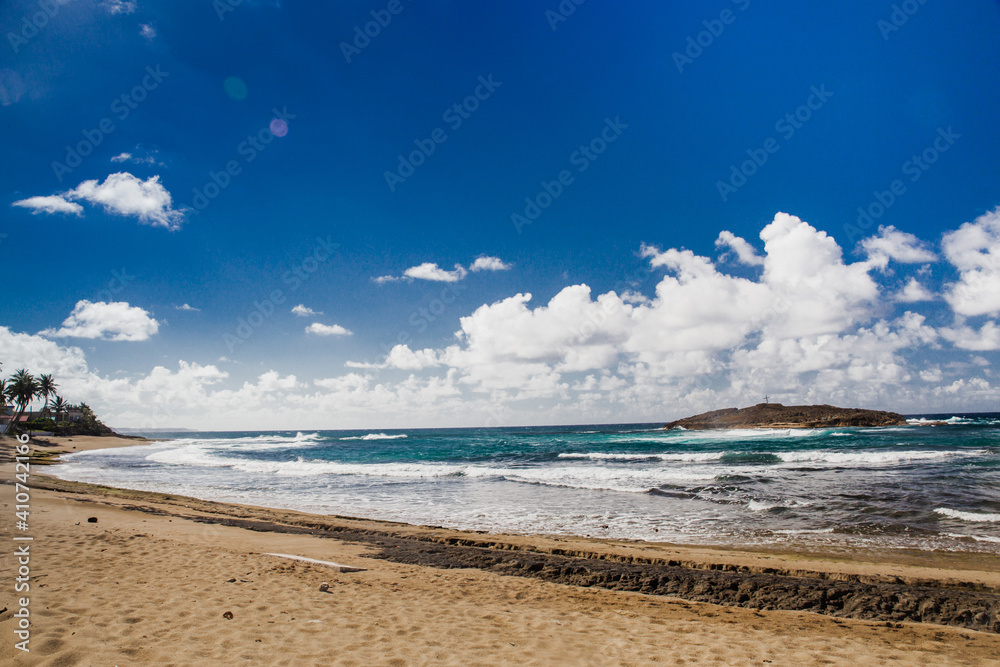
xmin=716 ymin=84 xmax=832 ymax=202
xmin=511 ymin=116 xmax=628 ymax=234
xmin=7 ymin=0 xmax=73 ymax=54
xmin=214 ymin=0 xmax=248 ymax=21
xmin=51 ymin=65 xmax=170 ymax=183
xmin=672 ymin=0 xmax=751 ymax=74
xmin=384 ymin=75 xmax=501 ymax=192
xmin=91 ymin=268 xmax=135 ymax=303
xmin=545 ymin=0 xmax=587 ymax=31
xmin=878 ymin=0 xmax=930 ymax=41
xmin=845 ymin=126 xmax=959 ymax=242
xmin=186 ymin=107 xmax=296 ymax=212
xmin=378 ymin=281 xmax=467 ymax=355
xmin=222 ymin=236 xmax=339 ymax=353
xmin=340 ymin=0 xmax=413 ymax=63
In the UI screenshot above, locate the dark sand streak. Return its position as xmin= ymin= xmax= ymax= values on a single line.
xmin=26 ymin=473 xmax=1000 ymax=635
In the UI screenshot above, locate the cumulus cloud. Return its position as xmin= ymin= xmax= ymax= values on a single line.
xmin=175 ymin=303 xmax=199 ymax=312
xmin=404 ymin=263 xmax=468 ymax=283
xmin=291 ymin=304 xmax=321 ymax=317
xmin=12 ymin=172 xmax=183 ymax=230
xmin=12 ymin=195 xmax=83 ymax=216
xmin=942 ymin=207 xmax=1000 ymax=316
xmin=403 ymin=213 xmax=954 ymax=406
xmin=715 ymin=231 xmax=764 ymax=266
xmin=346 ymin=344 xmax=444 ymax=370
xmin=895 ymin=278 xmax=935 ymax=303
xmin=376 ymin=256 xmax=510 ymax=283
xmin=939 ymin=321 xmax=1000 ymax=351
xmin=41 ymin=301 xmax=160 ymax=341
xmin=139 ymin=23 xmax=156 ymax=40
xmin=305 ymin=322 xmax=352 ymax=336
xmin=470 ymin=256 xmax=512 ymax=272
xmin=5 ymin=211 xmax=998 ymax=430
xmin=861 ymin=225 xmax=937 ymax=265
xmin=68 ymin=172 xmax=183 ymax=229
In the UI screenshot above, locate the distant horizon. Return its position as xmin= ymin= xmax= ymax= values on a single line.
xmin=109 ymin=408 xmax=1000 ymax=436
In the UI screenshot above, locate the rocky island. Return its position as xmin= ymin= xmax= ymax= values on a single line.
xmin=664 ymin=403 xmax=907 ymax=430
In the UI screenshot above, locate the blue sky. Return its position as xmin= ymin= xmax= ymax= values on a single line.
xmin=2 ymin=0 xmax=999 ymax=429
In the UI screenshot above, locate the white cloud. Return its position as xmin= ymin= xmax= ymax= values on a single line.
xmin=0 ymin=326 xmax=90 ymax=379
xmin=6 ymin=211 xmax=1000 ymax=430
xmin=939 ymin=321 xmax=1000 ymax=351
xmin=110 ymin=149 xmax=160 ymax=166
xmin=861 ymin=225 xmax=937 ymax=265
xmin=404 ymin=262 xmax=468 ymax=283
xmin=470 ymin=256 xmax=512 ymax=272
xmin=139 ymin=23 xmax=156 ymax=40
xmin=40 ymin=301 xmax=160 ymax=342
xmin=410 ymin=214 xmax=941 ymax=405
xmin=175 ymin=303 xmax=199 ymax=312
xmin=67 ymin=172 xmax=183 ymax=230
xmin=305 ymin=322 xmax=352 ymax=336
xmin=895 ymin=278 xmax=935 ymax=303
xmin=377 ymin=256 xmax=506 ymax=283
xmin=101 ymin=0 xmax=136 ymax=14
xmin=14 ymin=172 xmax=183 ymax=229
xmin=942 ymin=207 xmax=1000 ymax=317
xmin=11 ymin=195 xmax=83 ymax=216
xmin=291 ymin=304 xmax=321 ymax=317
xmin=346 ymin=344 xmax=443 ymax=370
xmin=715 ymin=231 xmax=764 ymax=266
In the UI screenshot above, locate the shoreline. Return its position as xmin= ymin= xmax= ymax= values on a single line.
xmin=4 ymin=435 xmax=1000 ymax=663
xmin=22 ymin=435 xmax=1000 ymax=581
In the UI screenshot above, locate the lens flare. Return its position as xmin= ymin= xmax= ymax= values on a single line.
xmin=270 ymin=118 xmax=288 ymax=137
xmin=223 ymin=76 xmax=247 ymax=100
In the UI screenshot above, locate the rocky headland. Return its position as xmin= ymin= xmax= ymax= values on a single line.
xmin=664 ymin=403 xmax=907 ymax=430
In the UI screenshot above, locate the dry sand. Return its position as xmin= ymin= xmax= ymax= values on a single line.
xmin=2 ymin=435 xmax=999 ymax=666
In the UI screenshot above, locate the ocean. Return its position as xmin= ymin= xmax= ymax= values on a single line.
xmin=51 ymin=414 xmax=1000 ymax=553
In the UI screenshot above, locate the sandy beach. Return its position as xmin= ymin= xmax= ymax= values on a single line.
xmin=3 ymin=435 xmax=1000 ymax=666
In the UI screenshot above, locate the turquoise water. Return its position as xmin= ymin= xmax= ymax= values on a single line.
xmin=53 ymin=414 xmax=1000 ymax=552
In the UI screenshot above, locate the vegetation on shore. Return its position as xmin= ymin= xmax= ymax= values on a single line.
xmin=1 ymin=364 xmax=114 ymax=436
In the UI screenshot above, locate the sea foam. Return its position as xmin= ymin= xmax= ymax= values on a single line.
xmin=934 ymin=508 xmax=1000 ymax=523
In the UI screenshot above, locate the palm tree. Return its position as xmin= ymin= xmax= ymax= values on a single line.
xmin=3 ymin=369 xmax=40 ymax=434
xmin=38 ymin=374 xmax=57 ymax=416
xmin=52 ymin=395 xmax=70 ymax=422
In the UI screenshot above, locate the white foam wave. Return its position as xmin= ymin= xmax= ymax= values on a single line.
xmin=935 ymin=508 xmax=1000 ymax=523
xmin=661 ymin=428 xmax=831 ymax=441
xmin=772 ymin=528 xmax=836 ymax=535
xmin=558 ymin=452 xmax=720 ymax=462
xmin=908 ymin=417 xmax=970 ymax=425
xmin=139 ymin=446 xmax=718 ymax=491
xmin=500 ymin=466 xmax=715 ymax=494
xmin=776 ymin=450 xmax=977 ymax=465
xmin=747 ymin=500 xmax=778 ymax=512
xmin=944 ymin=533 xmax=1000 ymax=544
xmin=339 ymin=433 xmax=408 ymax=441
xmin=558 ymin=449 xmax=984 ymax=466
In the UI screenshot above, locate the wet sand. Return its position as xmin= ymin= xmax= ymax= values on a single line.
xmin=2 ymin=435 xmax=999 ymax=665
